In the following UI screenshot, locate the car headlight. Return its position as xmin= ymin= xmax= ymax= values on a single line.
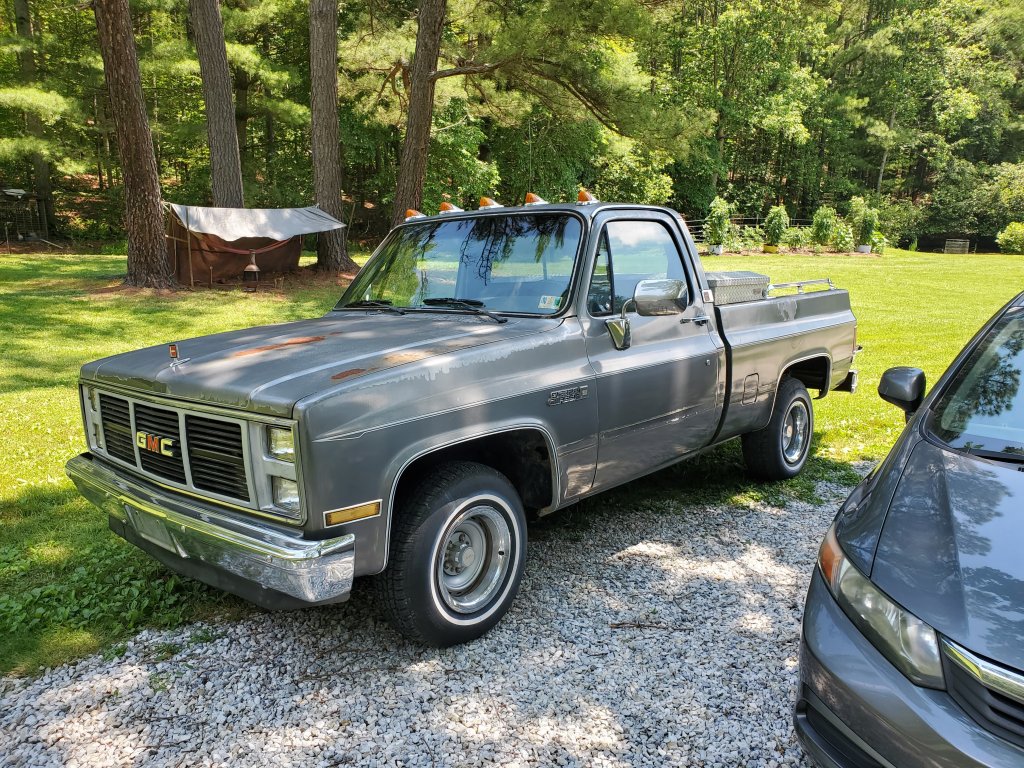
xmin=267 ymin=427 xmax=295 ymax=461
xmin=818 ymin=524 xmax=944 ymax=689
xmin=271 ymin=477 xmax=301 ymax=518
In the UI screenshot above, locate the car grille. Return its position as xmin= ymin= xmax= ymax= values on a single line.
xmin=98 ymin=391 xmax=252 ymax=505
xmin=943 ymin=640 xmax=1024 ymax=749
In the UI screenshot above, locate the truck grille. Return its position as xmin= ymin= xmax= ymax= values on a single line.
xmin=98 ymin=392 xmax=253 ymax=506
xmin=186 ymin=415 xmax=249 ymax=501
xmin=943 ymin=641 xmax=1024 ymax=749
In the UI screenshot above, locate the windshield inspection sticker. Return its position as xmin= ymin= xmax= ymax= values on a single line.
xmin=538 ymin=295 xmax=563 ymax=310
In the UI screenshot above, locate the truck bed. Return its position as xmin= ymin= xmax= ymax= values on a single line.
xmin=712 ymin=285 xmax=857 ymax=441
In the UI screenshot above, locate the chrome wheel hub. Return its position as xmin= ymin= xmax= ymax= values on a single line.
xmin=435 ymin=504 xmax=512 ymax=614
xmin=782 ymin=400 xmax=809 ymax=464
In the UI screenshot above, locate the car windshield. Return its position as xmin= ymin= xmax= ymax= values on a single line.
xmin=336 ymin=213 xmax=582 ymax=316
xmin=929 ymin=306 xmax=1024 ymax=457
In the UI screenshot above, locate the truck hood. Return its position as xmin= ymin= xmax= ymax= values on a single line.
xmin=871 ymin=440 xmax=1024 ymax=671
xmin=81 ymin=311 xmax=549 ymax=417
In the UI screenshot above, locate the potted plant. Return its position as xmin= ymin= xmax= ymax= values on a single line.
xmin=849 ymin=196 xmax=880 ymax=253
xmin=763 ymin=205 xmax=789 ymax=253
xmin=704 ymin=196 xmax=732 ymax=255
xmin=810 ymin=205 xmax=839 ymax=248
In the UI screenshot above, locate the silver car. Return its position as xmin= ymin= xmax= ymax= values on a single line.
xmin=796 ymin=291 xmax=1024 ymax=767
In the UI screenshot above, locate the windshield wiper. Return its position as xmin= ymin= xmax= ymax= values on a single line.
xmin=339 ymin=299 xmax=406 ymax=315
xmin=962 ymin=446 xmax=1024 ymax=464
xmin=421 ymin=298 xmax=508 ymax=324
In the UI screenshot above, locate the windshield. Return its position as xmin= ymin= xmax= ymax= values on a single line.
xmin=929 ymin=307 xmax=1024 ymax=457
xmin=336 ymin=213 xmax=582 ymax=316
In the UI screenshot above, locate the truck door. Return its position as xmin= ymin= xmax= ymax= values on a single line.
xmin=581 ymin=211 xmax=722 ymax=491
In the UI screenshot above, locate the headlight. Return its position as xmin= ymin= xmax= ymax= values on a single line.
xmin=818 ymin=524 xmax=944 ymax=688
xmin=267 ymin=427 xmax=295 ymax=461
xmin=271 ymin=477 xmax=301 ymax=518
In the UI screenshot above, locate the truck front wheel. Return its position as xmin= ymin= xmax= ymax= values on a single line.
xmin=374 ymin=461 xmax=527 ymax=647
xmin=742 ymin=377 xmax=814 ymax=480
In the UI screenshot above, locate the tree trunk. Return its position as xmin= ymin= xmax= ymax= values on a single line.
xmin=14 ymin=0 xmax=54 ymax=236
xmin=309 ymin=0 xmax=354 ymax=272
xmin=876 ymin=105 xmax=897 ymax=194
xmin=189 ymin=0 xmax=244 ymax=207
xmin=94 ymin=0 xmax=175 ymax=288
xmin=234 ymin=69 xmax=250 ymax=172
xmin=390 ymin=0 xmax=447 ymax=228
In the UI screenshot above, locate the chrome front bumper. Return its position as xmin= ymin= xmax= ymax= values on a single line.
xmin=65 ymin=453 xmax=355 ymax=607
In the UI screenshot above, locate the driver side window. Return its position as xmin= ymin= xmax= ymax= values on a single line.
xmin=587 ymin=220 xmax=686 ymax=317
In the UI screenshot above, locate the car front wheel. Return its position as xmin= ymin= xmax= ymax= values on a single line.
xmin=374 ymin=461 xmax=527 ymax=647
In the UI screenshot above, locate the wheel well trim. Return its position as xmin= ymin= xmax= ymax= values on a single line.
xmin=764 ymin=352 xmax=832 ymax=423
xmin=378 ymin=422 xmax=561 ymax=573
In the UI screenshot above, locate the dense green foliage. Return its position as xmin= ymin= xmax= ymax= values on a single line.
xmin=997 ymin=222 xmax=1024 ymax=254
xmin=0 ymin=0 xmax=1021 ymax=243
xmin=763 ymin=205 xmax=789 ymax=246
xmin=704 ymin=196 xmax=733 ymax=246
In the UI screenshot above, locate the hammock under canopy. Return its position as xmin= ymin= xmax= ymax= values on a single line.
xmin=165 ymin=203 xmax=346 ymax=285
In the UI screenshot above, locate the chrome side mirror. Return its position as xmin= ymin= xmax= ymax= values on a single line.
xmin=878 ymin=367 xmax=926 ymax=420
xmin=605 ymin=299 xmax=633 ymax=350
xmin=633 ymin=279 xmax=688 ymax=317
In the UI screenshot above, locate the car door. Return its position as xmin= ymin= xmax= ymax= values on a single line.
xmin=581 ymin=210 xmax=723 ymax=490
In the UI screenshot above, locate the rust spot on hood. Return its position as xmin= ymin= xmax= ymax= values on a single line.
xmin=233 ymin=336 xmax=327 ymax=357
xmin=332 ymin=367 xmax=376 ymax=381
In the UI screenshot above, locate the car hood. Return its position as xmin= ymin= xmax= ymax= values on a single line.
xmin=871 ymin=439 xmax=1024 ymax=670
xmin=80 ymin=311 xmax=549 ymax=417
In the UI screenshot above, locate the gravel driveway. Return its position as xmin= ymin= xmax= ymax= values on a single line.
xmin=2 ymin=471 xmax=861 ymax=767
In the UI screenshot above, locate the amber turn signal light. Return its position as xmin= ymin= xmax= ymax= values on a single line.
xmin=324 ymin=500 xmax=381 ymax=526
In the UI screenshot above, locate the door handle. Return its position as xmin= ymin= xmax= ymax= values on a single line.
xmin=681 ymin=313 xmax=709 ymax=326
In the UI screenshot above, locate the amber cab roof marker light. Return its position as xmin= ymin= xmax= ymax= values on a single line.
xmin=438 ymin=202 xmax=463 ymax=213
xmin=404 ymin=209 xmax=425 ymax=221
xmin=577 ymin=189 xmax=598 ymax=204
xmin=479 ymin=197 xmax=504 ymax=208
xmin=524 ymin=192 xmax=548 ymax=206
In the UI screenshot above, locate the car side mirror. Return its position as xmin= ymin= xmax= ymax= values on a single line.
xmin=878 ymin=367 xmax=926 ymax=419
xmin=633 ymin=279 xmax=688 ymax=317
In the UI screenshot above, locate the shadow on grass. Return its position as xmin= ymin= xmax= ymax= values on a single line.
xmin=0 ymin=255 xmax=340 ymax=394
xmin=0 ymin=483 xmax=248 ymax=675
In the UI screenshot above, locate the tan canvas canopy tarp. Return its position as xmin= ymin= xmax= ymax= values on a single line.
xmin=166 ymin=203 xmax=346 ymax=285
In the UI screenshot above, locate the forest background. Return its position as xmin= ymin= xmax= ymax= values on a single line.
xmin=2 ymin=0 xmax=1022 ymax=254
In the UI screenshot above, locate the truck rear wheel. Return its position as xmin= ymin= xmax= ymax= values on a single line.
xmin=374 ymin=461 xmax=527 ymax=647
xmin=742 ymin=377 xmax=814 ymax=480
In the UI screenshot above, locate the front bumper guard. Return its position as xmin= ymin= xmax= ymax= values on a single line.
xmin=65 ymin=453 xmax=354 ymax=605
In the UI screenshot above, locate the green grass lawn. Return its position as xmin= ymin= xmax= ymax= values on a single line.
xmin=2 ymin=247 xmax=1023 ymax=674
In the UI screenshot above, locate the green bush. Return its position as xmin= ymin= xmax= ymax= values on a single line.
xmin=870 ymin=230 xmax=889 ymax=255
xmin=782 ymin=226 xmax=811 ymax=248
xmin=877 ymin=198 xmax=924 ymax=246
xmin=833 ymin=221 xmax=856 ymax=252
xmin=811 ymin=206 xmax=840 ymax=245
xmin=849 ymin=196 xmax=880 ymax=247
xmin=997 ymin=222 xmax=1024 ymax=254
xmin=726 ymin=225 xmax=765 ymax=251
xmin=764 ymin=205 xmax=790 ymax=246
xmin=704 ymin=196 xmax=733 ymax=246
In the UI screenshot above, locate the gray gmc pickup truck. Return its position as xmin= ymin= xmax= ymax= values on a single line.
xmin=66 ymin=199 xmax=858 ymax=646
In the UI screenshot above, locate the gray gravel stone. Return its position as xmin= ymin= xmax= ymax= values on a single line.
xmin=1 ymin=468 xmax=868 ymax=767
